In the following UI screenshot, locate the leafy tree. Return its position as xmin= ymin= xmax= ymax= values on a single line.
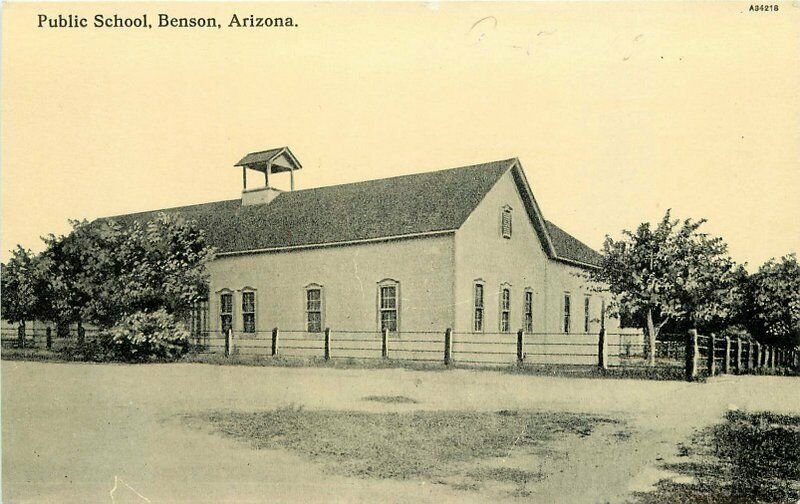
xmin=744 ymin=254 xmax=800 ymax=348
xmin=111 ymin=213 xmax=215 ymax=321
xmin=39 ymin=219 xmax=124 ymax=330
xmin=1 ymin=246 xmax=51 ymax=337
xmin=590 ymin=210 xmax=744 ymax=365
xmin=37 ymin=213 xmax=215 ymax=329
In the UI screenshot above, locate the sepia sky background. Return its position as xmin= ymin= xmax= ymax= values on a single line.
xmin=2 ymin=2 xmax=798 ymax=270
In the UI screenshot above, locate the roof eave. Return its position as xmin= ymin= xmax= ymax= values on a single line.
xmin=552 ymin=256 xmax=602 ymax=270
xmin=507 ymin=159 xmax=560 ymax=259
xmin=215 ymin=229 xmax=457 ymax=257
xmin=234 ymin=146 xmax=302 ymax=170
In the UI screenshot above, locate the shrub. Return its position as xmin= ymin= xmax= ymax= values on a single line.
xmin=718 ymin=324 xmax=752 ymax=340
xmin=99 ymin=310 xmax=189 ymax=362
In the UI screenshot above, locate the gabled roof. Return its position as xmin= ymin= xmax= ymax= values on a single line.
xmin=235 ymin=147 xmax=284 ymax=166
xmin=104 ymin=159 xmax=603 ymax=267
xmin=235 ymin=147 xmax=302 ymax=173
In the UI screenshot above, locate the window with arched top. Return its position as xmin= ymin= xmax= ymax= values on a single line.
xmin=305 ymin=284 xmax=324 ymax=333
xmin=240 ymin=287 xmax=257 ymax=334
xmin=473 ymin=280 xmax=485 ymax=332
xmin=583 ymin=296 xmax=591 ymax=333
xmin=217 ymin=289 xmax=234 ymax=333
xmin=377 ymin=279 xmax=400 ymax=332
xmin=523 ymin=289 xmax=534 ymax=333
xmin=499 ymin=284 xmax=512 ymax=332
xmin=563 ymin=292 xmax=572 ymax=333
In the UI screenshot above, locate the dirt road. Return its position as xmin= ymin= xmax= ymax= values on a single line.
xmin=3 ymin=361 xmax=799 ymax=503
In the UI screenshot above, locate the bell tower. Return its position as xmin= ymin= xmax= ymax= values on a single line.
xmin=235 ymin=147 xmax=302 ymax=205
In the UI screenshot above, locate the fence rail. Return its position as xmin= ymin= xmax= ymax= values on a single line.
xmin=2 ymin=323 xmax=798 ymax=380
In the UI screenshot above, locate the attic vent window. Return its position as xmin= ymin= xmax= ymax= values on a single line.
xmin=501 ymin=206 xmax=513 ymax=239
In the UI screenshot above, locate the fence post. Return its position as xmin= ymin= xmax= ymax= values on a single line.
xmin=755 ymin=342 xmax=762 ymax=369
xmin=46 ymin=327 xmax=53 ymax=350
xmin=225 ymin=328 xmax=233 ymax=357
xmin=707 ymin=333 xmax=716 ymax=376
xmin=382 ymin=328 xmax=389 ymax=359
xmin=324 ymin=328 xmax=331 ymax=361
xmin=517 ymin=329 xmax=525 ymax=364
xmin=734 ymin=337 xmax=742 ymax=374
xmin=598 ymin=329 xmax=608 ymax=370
xmin=444 ymin=328 xmax=453 ymax=366
xmin=686 ymin=329 xmax=698 ymax=381
xmin=271 ymin=327 xmax=279 ymax=357
xmin=723 ymin=336 xmax=731 ymax=374
xmin=77 ymin=322 xmax=85 ymax=347
xmin=744 ymin=341 xmax=751 ymax=373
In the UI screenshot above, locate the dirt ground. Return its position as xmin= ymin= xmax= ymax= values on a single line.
xmin=2 ymin=361 xmax=799 ymax=503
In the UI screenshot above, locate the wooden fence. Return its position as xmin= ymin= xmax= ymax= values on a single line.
xmin=3 ymin=323 xmax=798 ymax=381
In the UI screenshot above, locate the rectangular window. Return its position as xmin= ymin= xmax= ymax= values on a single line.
xmin=563 ymin=293 xmax=571 ymax=333
xmin=500 ymin=288 xmax=511 ymax=332
xmin=501 ymin=207 xmax=513 ymax=239
xmin=524 ymin=291 xmax=533 ymax=333
xmin=306 ymin=288 xmax=322 ymax=333
xmin=474 ymin=283 xmax=484 ymax=332
xmin=220 ymin=292 xmax=233 ymax=333
xmin=379 ymin=285 xmax=398 ymax=332
xmin=242 ymin=291 xmax=256 ymax=333
xmin=584 ymin=296 xmax=591 ymax=333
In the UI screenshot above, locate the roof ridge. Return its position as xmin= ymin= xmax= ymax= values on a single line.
xmin=244 ymin=147 xmax=285 ymax=156
xmin=103 ymin=198 xmax=241 ymax=221
xmin=281 ymin=158 xmax=517 ymax=195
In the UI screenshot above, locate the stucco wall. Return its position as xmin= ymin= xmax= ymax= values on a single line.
xmin=454 ymin=170 xmax=618 ymax=335
xmin=207 ymin=235 xmax=455 ymax=334
xmin=543 ymin=259 xmax=619 ymax=334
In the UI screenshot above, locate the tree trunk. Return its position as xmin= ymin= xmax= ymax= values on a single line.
xmin=77 ymin=319 xmax=85 ymax=346
xmin=646 ymin=309 xmax=656 ymax=366
xmin=18 ymin=321 xmax=26 ymax=349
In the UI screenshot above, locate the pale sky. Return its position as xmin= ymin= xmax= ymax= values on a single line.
xmin=2 ymin=2 xmax=798 ymax=270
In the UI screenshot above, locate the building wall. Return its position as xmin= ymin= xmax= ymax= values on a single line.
xmin=206 ymin=235 xmax=455 ymax=334
xmin=453 ymin=170 xmax=618 ymax=335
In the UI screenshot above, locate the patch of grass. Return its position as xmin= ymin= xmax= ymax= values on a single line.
xmin=748 ymin=366 xmax=800 ymax=377
xmin=633 ymin=410 xmax=800 ymax=503
xmin=450 ymin=481 xmax=481 ymax=492
xmin=195 ymin=408 xmax=617 ymax=489
xmin=507 ymin=363 xmax=691 ymax=381
xmin=0 ymin=346 xmax=112 ymax=363
xmin=362 ymin=395 xmax=419 ymax=404
xmin=468 ymin=467 xmax=544 ymax=485
xmin=1 ymin=347 xmax=68 ymax=362
xmin=180 ymin=352 xmax=451 ymax=372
